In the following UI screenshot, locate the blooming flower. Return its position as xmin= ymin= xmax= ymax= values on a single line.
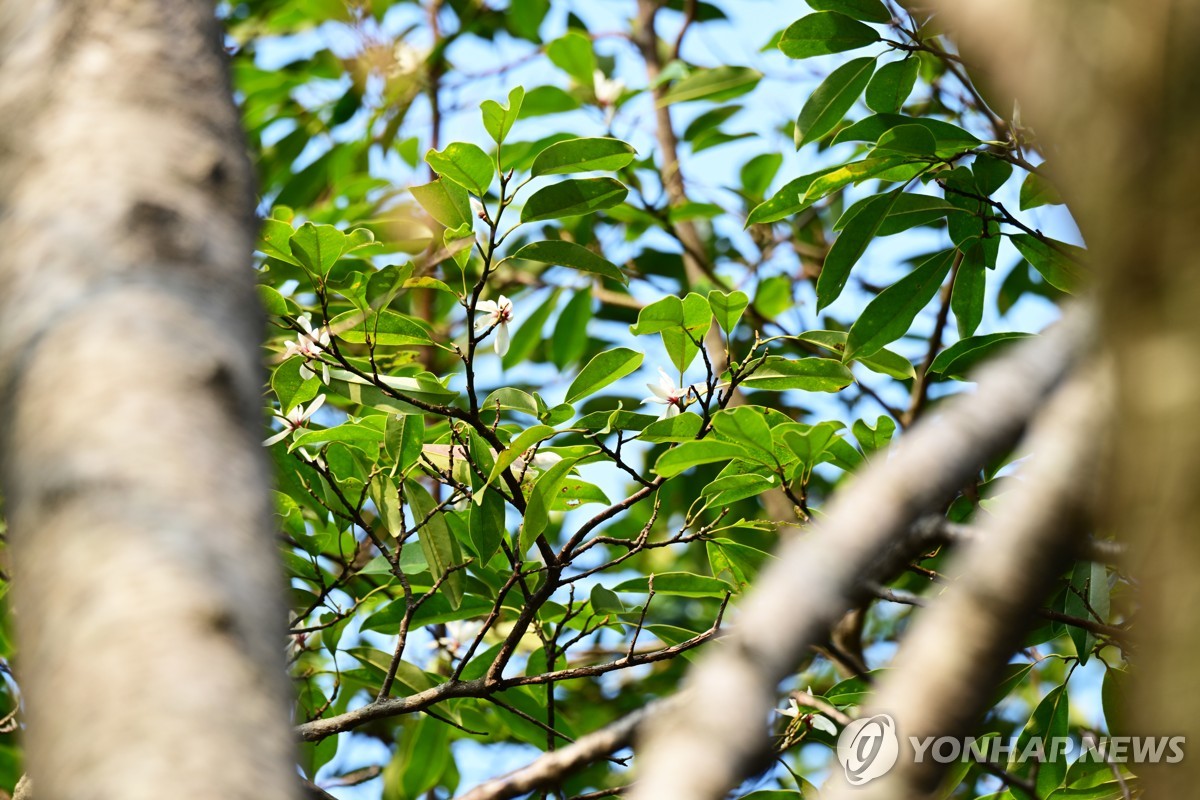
xmin=283 ymin=314 xmax=330 ymax=383
xmin=513 ymin=449 xmax=563 ymax=476
xmin=642 ymin=367 xmax=690 ymax=419
xmin=263 ymin=394 xmax=326 ymax=446
xmin=593 ymin=70 xmax=625 ymax=107
xmin=428 ymin=619 xmax=483 ymax=658
xmin=392 ymin=40 xmax=427 ymax=76
xmin=475 ymin=295 xmax=514 ymax=356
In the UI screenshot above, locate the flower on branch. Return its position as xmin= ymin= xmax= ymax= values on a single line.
xmin=263 ymin=394 xmax=326 ymax=446
xmin=284 ymin=314 xmax=330 ymax=384
xmin=513 ymin=449 xmax=562 ymax=476
xmin=642 ymin=367 xmax=689 ymax=419
xmin=593 ymin=70 xmax=625 ymax=107
xmin=476 ymin=295 xmax=514 ymax=356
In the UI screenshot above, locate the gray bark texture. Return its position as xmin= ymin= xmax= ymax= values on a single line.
xmin=0 ymin=2 xmax=298 ymax=799
xmin=933 ymin=3 xmax=1200 ymax=796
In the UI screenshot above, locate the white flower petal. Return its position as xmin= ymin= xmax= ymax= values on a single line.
xmin=262 ymin=429 xmax=291 ymax=446
xmin=477 ymin=300 xmax=498 ymax=315
xmin=810 ymin=714 xmax=838 ymax=736
xmin=302 ymin=394 xmax=326 ymax=421
xmin=642 ymin=394 xmax=668 ymax=406
xmin=663 ymin=404 xmax=681 ymax=419
xmin=298 ymin=363 xmax=314 ymax=381
xmin=321 ymin=363 xmax=330 ymax=384
xmin=647 ymin=382 xmax=672 ymax=401
xmin=494 ymin=321 xmax=510 ymax=356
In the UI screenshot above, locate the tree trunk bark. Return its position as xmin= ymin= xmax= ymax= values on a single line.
xmin=0 ymin=2 xmax=297 ymax=798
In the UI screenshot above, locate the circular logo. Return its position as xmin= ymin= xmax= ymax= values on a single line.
xmin=837 ymin=714 xmax=899 ymax=786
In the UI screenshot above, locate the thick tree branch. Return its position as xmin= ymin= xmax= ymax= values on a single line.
xmin=629 ymin=308 xmax=1092 ymax=800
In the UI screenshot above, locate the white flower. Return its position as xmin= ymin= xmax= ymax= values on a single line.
xmin=392 ymin=40 xmax=427 ymax=75
xmin=428 ymin=619 xmax=483 ymax=658
xmin=642 ymin=367 xmax=689 ymax=419
xmin=810 ymin=713 xmax=838 ymax=736
xmin=283 ymin=314 xmax=330 ymax=384
xmin=777 ymin=697 xmax=802 ymax=719
xmin=593 ymin=70 xmax=625 ymax=107
xmin=513 ymin=449 xmax=563 ymax=475
xmin=475 ymin=295 xmax=514 ymax=356
xmin=470 ymin=197 xmax=486 ymax=220
xmin=263 ymin=394 xmax=326 ymax=446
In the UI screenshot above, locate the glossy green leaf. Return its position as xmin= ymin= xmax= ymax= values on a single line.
xmin=520 ymin=178 xmax=628 ymax=222
xmin=289 ymin=222 xmax=347 ymax=277
xmin=746 ymin=165 xmax=842 ymax=224
xmin=802 ymin=156 xmax=908 ymax=203
xmin=487 ymin=424 xmax=556 ymax=488
xmin=1009 ymin=685 xmax=1070 ymax=796
xmin=411 ymin=178 xmax=473 ymax=229
xmin=639 ymin=413 xmax=704 ymax=443
xmin=873 ymin=123 xmax=938 ymax=156
xmin=546 ymin=31 xmax=596 ymax=85
xmin=405 ymin=481 xmax=464 ymax=609
xmin=795 ymin=57 xmax=876 ymax=148
xmin=818 ymin=188 xmax=902 ymax=310
xmin=522 ymin=456 xmax=582 ymax=553
xmin=709 ymin=290 xmax=749 ymax=334
xmin=1020 ymin=171 xmax=1064 ymax=210
xmin=329 ymin=309 xmax=434 ymax=346
xmin=655 ymin=440 xmax=749 ymax=477
xmin=425 ymin=142 xmax=494 ymax=196
xmin=613 ymin=572 xmax=733 ymax=597
xmin=1011 ymin=234 xmax=1087 ymax=294
xmin=779 ymin=12 xmax=881 ymax=59
xmin=482 ymin=85 xmax=525 ymax=145
xmin=565 ymin=348 xmax=644 ymax=403
xmin=929 ymin=332 xmax=1034 ymax=379
xmin=951 ymin=245 xmax=986 ymax=338
xmin=806 ymin=0 xmax=890 ymax=21
xmin=630 ymin=295 xmax=684 ymax=335
xmin=712 ymin=407 xmax=776 ymax=464
xmin=509 ymin=240 xmax=627 ymax=283
xmin=865 ymin=57 xmax=920 ymax=113
xmin=845 ymin=249 xmax=957 ymax=361
xmin=832 ymin=113 xmax=981 ymax=152
xmin=531 ymin=137 xmax=636 ymax=176
xmin=794 ymin=330 xmax=915 ymax=379
xmin=1066 ymin=560 xmax=1109 ymax=666
xmin=658 ymin=66 xmax=763 ymax=106
xmin=702 ymin=473 xmax=778 ymax=505
xmin=741 ymin=356 xmax=855 ymax=392
xmin=852 ymin=415 xmax=896 ymax=453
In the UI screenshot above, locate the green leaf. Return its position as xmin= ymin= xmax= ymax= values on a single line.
xmin=565 ymin=348 xmax=644 ymax=403
xmin=271 ymin=357 xmax=319 ymax=414
xmin=832 ymin=114 xmax=981 ymax=152
xmin=802 ymin=156 xmax=908 ymax=204
xmin=658 ymin=66 xmax=763 ymax=106
xmin=779 ymin=12 xmax=881 ymax=59
xmin=661 ymin=292 xmax=713 ymax=373
xmin=328 ymin=309 xmax=434 ymax=346
xmin=741 ymin=356 xmax=855 ymax=392
xmin=522 ymin=456 xmax=582 ymax=553
xmin=845 ymin=249 xmax=957 ymax=361
xmin=852 ymin=415 xmax=896 ymax=453
xmin=1011 ymin=234 xmax=1087 ymax=294
xmin=482 ymin=85 xmax=525 ymax=145
xmin=404 ymin=481 xmax=464 ymax=609
xmin=289 ymin=222 xmax=347 ymax=277
xmin=1020 ymin=171 xmax=1063 ymax=210
xmin=818 ymin=188 xmax=902 ymax=310
xmin=292 ymin=421 xmax=385 ymax=451
xmin=546 ymin=31 xmax=596 ymax=85
xmin=468 ymin=487 xmax=506 ymax=564
xmin=530 ymin=137 xmax=636 ymax=176
xmin=865 ymin=57 xmax=920 ymax=113
xmin=702 ymin=473 xmax=778 ymax=505
xmin=425 ymin=142 xmax=494 ymax=196
xmin=411 ymin=178 xmax=473 ymax=229
xmin=794 ymin=330 xmax=915 ymax=379
xmin=258 ymin=285 xmax=293 ymax=316
xmin=509 ymin=240 xmax=627 ymax=284
xmin=385 ymin=413 xmax=424 ymax=472
xmin=1009 ymin=685 xmax=1070 ymax=796
xmin=521 ymin=178 xmax=628 ymax=222
xmin=590 ymin=584 xmax=625 ymax=615
xmin=929 ymin=332 xmax=1033 ymax=379
xmin=655 ymin=440 xmax=749 ymax=477
xmin=487 ymin=424 xmax=556 ymax=488
xmin=259 ymin=218 xmax=302 ymax=265
xmin=951 ymin=245 xmax=986 ymax=338
xmin=783 ymin=423 xmax=841 ymax=475
xmin=613 ymin=572 xmax=733 ymax=597
xmin=639 ymin=413 xmax=704 ymax=443
xmin=630 ymin=295 xmax=684 ymax=335
xmin=873 ymin=123 xmax=938 ymax=156
xmin=746 ymin=165 xmax=843 ymax=224
xmin=795 ymin=57 xmax=876 ymax=148
xmin=712 ymin=407 xmax=776 ymax=464
xmin=1066 ymin=561 xmax=1108 ymax=666
xmin=503 ymin=287 xmax=561 ymax=369
xmin=708 ymin=290 xmax=749 ymax=334
xmin=551 ymin=288 xmax=592 ymax=368
xmin=805 ymin=0 xmax=891 ymax=22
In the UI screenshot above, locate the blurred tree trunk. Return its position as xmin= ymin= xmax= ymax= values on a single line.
xmin=0 ymin=2 xmax=297 ymax=798
xmin=936 ymin=1 xmax=1200 ymax=795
